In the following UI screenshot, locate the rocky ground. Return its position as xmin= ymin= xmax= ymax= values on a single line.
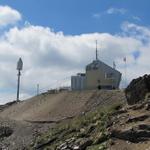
xmin=109 ymin=100 xmax=150 ymax=150
xmin=30 ymin=103 xmax=119 ymax=150
xmin=0 ymin=95 xmax=149 ymax=149
xmin=0 ymin=118 xmax=55 ymax=149
xmin=28 ymin=99 xmax=150 ymax=150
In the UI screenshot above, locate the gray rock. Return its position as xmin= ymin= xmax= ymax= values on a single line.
xmin=110 ymin=125 xmax=150 ymax=143
xmin=0 ymin=126 xmax=13 ymax=138
xmin=125 ymin=74 xmax=150 ymax=105
xmin=126 ymin=115 xmax=149 ymax=123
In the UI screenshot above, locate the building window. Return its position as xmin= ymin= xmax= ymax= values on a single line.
xmin=105 ymin=73 xmax=114 ymax=79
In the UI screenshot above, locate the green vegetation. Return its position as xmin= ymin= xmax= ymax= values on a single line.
xmin=31 ymin=102 xmax=122 ymax=150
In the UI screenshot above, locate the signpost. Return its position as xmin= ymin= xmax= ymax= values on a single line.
xmin=17 ymin=58 xmax=23 ymax=102
xmin=37 ymin=84 xmax=39 ymax=96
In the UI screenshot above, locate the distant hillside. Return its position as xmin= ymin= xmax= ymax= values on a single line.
xmin=0 ymin=90 xmax=125 ymax=122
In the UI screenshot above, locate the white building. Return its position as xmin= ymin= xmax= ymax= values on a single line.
xmin=71 ymin=73 xmax=85 ymax=90
xmin=71 ymin=42 xmax=122 ymax=90
xmin=85 ymin=59 xmax=121 ymax=90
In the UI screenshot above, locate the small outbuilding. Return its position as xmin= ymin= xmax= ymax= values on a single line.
xmin=71 ymin=73 xmax=86 ymax=90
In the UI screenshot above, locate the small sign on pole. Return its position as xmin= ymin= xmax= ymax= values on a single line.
xmin=17 ymin=58 xmax=23 ymax=70
xmin=16 ymin=58 xmax=23 ymax=102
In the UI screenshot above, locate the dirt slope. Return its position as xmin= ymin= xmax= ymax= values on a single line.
xmin=0 ymin=90 xmax=125 ymax=122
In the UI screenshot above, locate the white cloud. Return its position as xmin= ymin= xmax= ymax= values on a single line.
xmin=121 ymin=21 xmax=150 ymax=43
xmin=1 ymin=19 xmax=150 ymax=104
xmin=107 ymin=8 xmax=127 ymax=15
xmin=93 ymin=7 xmax=128 ymax=19
xmin=0 ymin=5 xmax=21 ymax=27
xmin=93 ymin=7 xmax=141 ymax=25
xmin=121 ymin=22 xmax=150 ymax=37
xmin=132 ymin=16 xmax=141 ymax=22
xmin=92 ymin=13 xmax=101 ymax=18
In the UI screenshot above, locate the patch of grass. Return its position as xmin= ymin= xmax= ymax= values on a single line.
xmin=86 ymin=142 xmax=107 ymax=150
xmin=109 ymin=102 xmax=123 ymax=111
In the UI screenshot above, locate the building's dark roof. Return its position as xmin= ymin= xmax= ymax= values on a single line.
xmin=86 ymin=59 xmax=121 ymax=75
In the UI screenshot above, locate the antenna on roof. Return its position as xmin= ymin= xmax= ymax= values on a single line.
xmin=96 ymin=40 xmax=98 ymax=60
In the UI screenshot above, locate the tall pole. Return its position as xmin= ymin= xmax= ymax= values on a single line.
xmin=123 ymin=57 xmax=127 ymax=88
xmin=96 ymin=40 xmax=98 ymax=60
xmin=37 ymin=84 xmax=39 ymax=96
xmin=17 ymin=70 xmax=21 ymax=101
xmin=125 ymin=60 xmax=127 ymax=88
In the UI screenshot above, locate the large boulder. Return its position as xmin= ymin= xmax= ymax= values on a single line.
xmin=125 ymin=74 xmax=150 ymax=105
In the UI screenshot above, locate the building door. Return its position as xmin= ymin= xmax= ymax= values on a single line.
xmin=97 ymin=79 xmax=101 ymax=90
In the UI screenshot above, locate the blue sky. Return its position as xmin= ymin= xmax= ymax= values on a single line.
xmin=0 ymin=0 xmax=150 ymax=103
xmin=0 ymin=0 xmax=149 ymax=34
